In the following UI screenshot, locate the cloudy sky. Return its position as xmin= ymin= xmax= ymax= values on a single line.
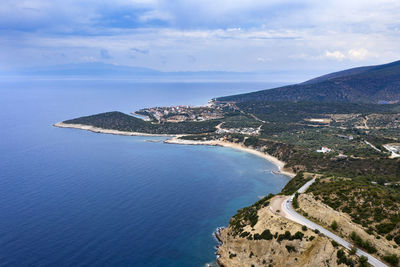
xmin=1 ymin=0 xmax=400 ymax=79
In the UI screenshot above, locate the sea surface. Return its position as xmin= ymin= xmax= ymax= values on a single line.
xmin=0 ymin=79 xmax=290 ymax=266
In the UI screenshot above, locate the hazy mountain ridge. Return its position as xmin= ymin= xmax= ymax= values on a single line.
xmin=4 ymin=62 xmax=251 ymax=77
xmin=217 ymin=60 xmax=400 ymax=103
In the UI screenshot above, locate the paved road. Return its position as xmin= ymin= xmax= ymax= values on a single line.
xmin=281 ymin=178 xmax=387 ymax=267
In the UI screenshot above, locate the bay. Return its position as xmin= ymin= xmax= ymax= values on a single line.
xmin=0 ymin=79 xmax=290 ymax=266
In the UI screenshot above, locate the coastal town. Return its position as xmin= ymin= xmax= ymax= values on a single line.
xmin=135 ymin=102 xmax=263 ymax=135
xmin=134 ymin=102 xmax=231 ymax=123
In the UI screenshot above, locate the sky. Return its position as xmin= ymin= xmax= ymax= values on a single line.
xmin=1 ymin=0 xmax=400 ymax=79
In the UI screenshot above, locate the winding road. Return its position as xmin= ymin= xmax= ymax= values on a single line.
xmin=275 ymin=179 xmax=387 ymax=267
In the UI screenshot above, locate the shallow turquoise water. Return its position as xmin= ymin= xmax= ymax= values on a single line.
xmin=0 ymin=79 xmax=289 ymax=266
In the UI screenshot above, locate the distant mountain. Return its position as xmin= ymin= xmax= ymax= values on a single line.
xmin=9 ymin=62 xmax=162 ymax=76
xmin=4 ymin=62 xmax=259 ymax=80
xmin=217 ymin=60 xmax=400 ymax=103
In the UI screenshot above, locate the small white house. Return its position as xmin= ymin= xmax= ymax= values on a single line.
xmin=317 ymin=146 xmax=332 ymax=153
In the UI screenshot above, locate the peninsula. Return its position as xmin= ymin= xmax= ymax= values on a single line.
xmin=55 ymin=60 xmax=400 ymax=267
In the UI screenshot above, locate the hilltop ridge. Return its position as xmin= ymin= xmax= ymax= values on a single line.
xmin=217 ymin=60 xmax=400 ymax=104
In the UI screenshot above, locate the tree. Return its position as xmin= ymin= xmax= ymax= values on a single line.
xmin=292 ymin=193 xmax=299 ymax=209
xmin=350 ymin=246 xmax=357 ymax=255
xmin=383 ymin=254 xmax=399 ymax=266
xmin=359 ymin=255 xmax=368 ymax=267
xmin=331 ymin=220 xmax=338 ymax=231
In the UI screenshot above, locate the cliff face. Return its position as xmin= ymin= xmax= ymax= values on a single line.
xmin=216 ymin=197 xmax=352 ymax=267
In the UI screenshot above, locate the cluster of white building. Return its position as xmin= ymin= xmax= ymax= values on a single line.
xmin=216 ymin=127 xmax=259 ymax=135
xmin=140 ymin=105 xmax=223 ymax=122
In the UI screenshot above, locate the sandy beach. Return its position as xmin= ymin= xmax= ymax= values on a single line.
xmin=164 ymin=137 xmax=296 ymax=178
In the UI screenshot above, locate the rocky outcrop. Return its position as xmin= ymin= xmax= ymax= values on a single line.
xmin=216 ymin=197 xmax=355 ymax=266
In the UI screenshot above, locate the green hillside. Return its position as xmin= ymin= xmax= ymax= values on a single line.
xmin=217 ymin=60 xmax=400 ymax=103
xmin=63 ymin=111 xmax=220 ymax=134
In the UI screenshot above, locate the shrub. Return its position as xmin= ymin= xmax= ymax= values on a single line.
xmin=260 ymin=229 xmax=273 ymax=240
xmin=337 ymin=249 xmax=345 ymax=259
xmin=239 ymin=231 xmax=250 ymax=238
xmin=363 ymin=240 xmax=377 ymax=254
xmin=292 ymin=193 xmax=299 ymax=209
xmin=394 ymin=235 xmax=400 ymax=245
xmin=331 ymin=240 xmax=339 ymax=247
xmin=331 ymin=220 xmax=338 ymax=231
xmin=359 ymin=255 xmax=368 ymax=267
xmin=302 ymin=225 xmax=308 ymax=231
xmin=254 ymin=229 xmax=273 ymax=240
xmin=286 ymin=245 xmax=296 ymax=253
xmin=294 ymin=231 xmax=304 ymax=240
xmin=277 ymin=231 xmax=292 ymax=242
xmin=337 ymin=249 xmax=354 ymax=266
xmin=253 ymin=193 xmax=275 ymax=209
xmin=277 ymin=231 xmax=304 ymax=242
xmin=244 ymin=136 xmax=259 ymax=147
xmin=350 ymin=232 xmax=377 ymax=254
xmin=230 ymin=205 xmax=259 ymax=235
xmin=376 ymin=223 xmax=396 ymax=235
xmin=383 ymin=254 xmax=399 ymax=266
xmin=281 ymin=172 xmax=311 ymax=195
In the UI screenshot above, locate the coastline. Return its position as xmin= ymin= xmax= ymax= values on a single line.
xmin=164 ymin=137 xmax=296 ymax=178
xmin=53 ymin=122 xmax=179 ymax=137
xmin=54 ymin=122 xmax=295 ymax=178
xmin=55 ymin=121 xmax=295 ymax=266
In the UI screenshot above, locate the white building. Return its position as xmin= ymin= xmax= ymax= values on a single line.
xmin=316 ymin=146 xmax=332 ymax=153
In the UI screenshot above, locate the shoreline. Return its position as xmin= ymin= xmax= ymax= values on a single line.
xmin=53 ymin=122 xmax=179 ymax=137
xmin=55 ymin=121 xmax=295 ymax=266
xmin=164 ymin=137 xmax=296 ymax=178
xmin=53 ymin=122 xmax=295 ymax=178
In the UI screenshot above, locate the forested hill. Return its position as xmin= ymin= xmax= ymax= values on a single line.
xmin=217 ymin=60 xmax=400 ymax=103
xmin=63 ymin=111 xmax=220 ymax=134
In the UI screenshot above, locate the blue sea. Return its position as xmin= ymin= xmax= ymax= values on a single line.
xmin=0 ymin=79 xmax=290 ymax=266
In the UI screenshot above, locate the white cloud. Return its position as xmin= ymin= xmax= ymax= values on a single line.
xmin=322 ymin=48 xmax=370 ymax=61
xmin=1 ymin=0 xmax=400 ymax=75
xmin=324 ymin=51 xmax=345 ymax=60
xmin=348 ymin=48 xmax=368 ymax=60
xmin=257 ymin=57 xmax=271 ymax=62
